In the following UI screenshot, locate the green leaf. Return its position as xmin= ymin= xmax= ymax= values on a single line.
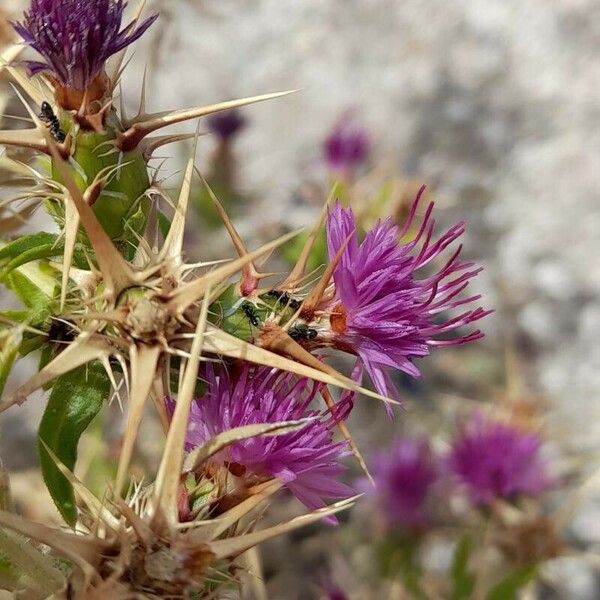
xmin=0 ymin=233 xmax=58 ymax=262
xmin=0 ymin=310 xmax=30 ymax=325
xmin=38 ymin=343 xmax=54 ymax=373
xmin=451 ymin=535 xmax=475 ymax=600
xmin=0 ymin=234 xmax=89 ymax=276
xmin=1 ymin=262 xmax=61 ymax=370
xmin=0 ymin=244 xmax=61 ymax=279
xmin=76 ymin=412 xmax=117 ymax=500
xmin=38 ymin=362 xmax=111 ymax=526
xmin=17 ymin=332 xmax=47 ymax=357
xmin=487 ymin=565 xmax=538 ymax=600
xmin=0 ymin=328 xmax=21 ymax=397
xmin=5 ymin=268 xmax=56 ymax=312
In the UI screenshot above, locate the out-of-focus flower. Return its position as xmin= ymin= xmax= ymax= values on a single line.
xmin=321 ymin=585 xmax=348 ymax=600
xmin=13 ymin=0 xmax=157 ymax=101
xmin=367 ymin=439 xmax=437 ymax=531
xmin=325 ymin=191 xmax=491 ymax=401
xmin=323 ymin=115 xmax=370 ymax=177
xmin=207 ymin=109 xmax=246 ymax=142
xmin=170 ymin=365 xmax=352 ymax=520
xmin=448 ymin=414 xmax=552 ymax=505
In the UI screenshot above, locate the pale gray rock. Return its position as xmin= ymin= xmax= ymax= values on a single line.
xmin=133 ymin=0 xmax=600 ymax=450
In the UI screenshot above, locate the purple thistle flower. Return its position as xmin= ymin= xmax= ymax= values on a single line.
xmin=325 ymin=188 xmax=491 ymax=402
xmin=207 ymin=109 xmax=246 ymax=142
xmin=324 ymin=115 xmax=370 ymax=177
xmin=368 ymin=439 xmax=437 ymax=531
xmin=448 ymin=414 xmax=552 ymax=505
xmin=13 ymin=0 xmax=158 ymax=92
xmin=171 ymin=365 xmax=352 ymax=521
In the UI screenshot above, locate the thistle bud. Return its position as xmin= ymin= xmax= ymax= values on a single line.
xmin=13 ymin=0 xmax=157 ymax=109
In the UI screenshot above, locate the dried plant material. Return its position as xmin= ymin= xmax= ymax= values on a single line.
xmin=210 ymin=496 xmax=359 ymax=559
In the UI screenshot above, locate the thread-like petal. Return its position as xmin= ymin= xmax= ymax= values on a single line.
xmin=168 ymin=365 xmax=352 ymax=521
xmin=14 ymin=0 xmax=157 ymax=90
xmin=325 ymin=192 xmax=489 ymax=400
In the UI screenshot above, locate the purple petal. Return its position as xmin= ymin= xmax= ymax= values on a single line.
xmin=13 ymin=0 xmax=158 ymax=90
xmin=325 ymin=192 xmax=490 ymax=404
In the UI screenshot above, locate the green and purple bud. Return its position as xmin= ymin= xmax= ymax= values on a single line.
xmin=12 ymin=1 xmax=157 ymax=243
xmin=13 ymin=0 xmax=157 ymax=109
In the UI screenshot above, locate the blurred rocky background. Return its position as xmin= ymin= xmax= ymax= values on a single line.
xmin=127 ymin=0 xmax=600 ymax=448
xmin=1 ymin=0 xmax=599 ymax=597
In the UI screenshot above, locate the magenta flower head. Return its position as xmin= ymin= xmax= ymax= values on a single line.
xmin=171 ymin=364 xmax=353 ymax=521
xmin=323 ymin=115 xmax=370 ymax=177
xmin=325 ymin=188 xmax=491 ymax=402
xmin=13 ymin=0 xmax=157 ymax=104
xmin=207 ymin=109 xmax=246 ymax=142
xmin=367 ymin=439 xmax=438 ymax=531
xmin=448 ymin=414 xmax=553 ymax=505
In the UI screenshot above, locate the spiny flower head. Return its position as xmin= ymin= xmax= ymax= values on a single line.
xmin=207 ymin=109 xmax=247 ymax=142
xmin=448 ymin=414 xmax=553 ymax=505
xmin=174 ymin=364 xmax=353 ymax=520
xmin=13 ymin=0 xmax=157 ymax=99
xmin=367 ymin=439 xmax=437 ymax=531
xmin=325 ymin=190 xmax=491 ymax=401
xmin=323 ymin=114 xmax=370 ymax=177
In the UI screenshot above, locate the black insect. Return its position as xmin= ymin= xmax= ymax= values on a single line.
xmin=47 ymin=319 xmax=77 ymax=343
xmin=242 ymin=302 xmax=261 ymax=327
xmin=289 ymin=323 xmax=318 ymax=342
xmin=39 ymin=101 xmax=66 ymax=143
xmin=266 ymin=290 xmax=302 ymax=311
